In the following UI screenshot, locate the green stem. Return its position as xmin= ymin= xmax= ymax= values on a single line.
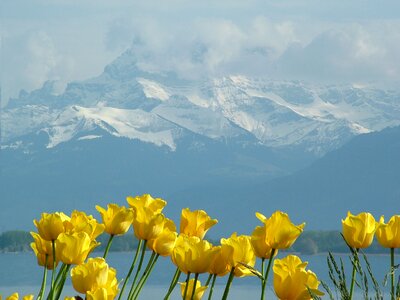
xmin=132 ymin=253 xmax=160 ymax=300
xmin=164 ymin=267 xmax=182 ymax=300
xmin=205 ymin=273 xmax=213 ymax=286
xmin=50 ymin=240 xmax=56 ymax=300
xmin=261 ymin=248 xmax=276 ymax=300
xmin=130 ymin=251 xmax=156 ymax=299
xmin=53 ymin=264 xmax=71 ymax=300
xmin=260 ymin=258 xmax=265 ymax=300
xmin=127 ymin=240 xmax=147 ymax=299
xmin=222 ymin=267 xmax=235 ymax=300
xmin=207 ymin=274 xmax=217 ymax=300
xmin=103 ymin=234 xmax=114 ymax=259
xmin=47 ymin=263 xmax=66 ymax=300
xmin=118 ymin=239 xmax=143 ymax=300
xmin=183 ymin=272 xmax=191 ymax=300
xmin=391 ymin=248 xmax=395 ymax=300
xmin=37 ymin=255 xmax=48 ymax=300
xmin=54 ymin=264 xmax=67 ymax=286
xmin=349 ymin=248 xmax=359 ymax=300
xmin=190 ymin=273 xmax=199 ymax=300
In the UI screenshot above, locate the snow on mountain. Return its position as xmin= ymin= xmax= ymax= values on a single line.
xmin=42 ymin=105 xmax=179 ymax=149
xmin=1 ymin=105 xmax=57 ymax=141
xmin=2 ymin=49 xmax=400 ymax=155
xmin=137 ymin=78 xmax=170 ymax=101
xmin=153 ymin=95 xmax=245 ymax=139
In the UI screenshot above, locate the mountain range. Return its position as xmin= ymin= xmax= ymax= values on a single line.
xmin=1 ymin=48 xmax=399 ymax=235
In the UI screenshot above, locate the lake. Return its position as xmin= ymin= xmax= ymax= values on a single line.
xmin=0 ymin=251 xmax=394 ymax=299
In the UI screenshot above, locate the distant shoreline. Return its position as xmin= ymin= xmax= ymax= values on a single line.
xmin=1 ymin=230 xmax=397 ymax=255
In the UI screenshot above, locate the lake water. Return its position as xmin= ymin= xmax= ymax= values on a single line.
xmin=0 ymin=251 xmax=394 ymax=299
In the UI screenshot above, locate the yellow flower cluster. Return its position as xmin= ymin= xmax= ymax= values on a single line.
xmin=340 ymin=211 xmax=400 ymax=300
xmin=342 ymin=211 xmax=400 ymax=249
xmin=32 ymin=211 xmax=104 ymax=266
xmin=4 ymin=293 xmax=33 ymax=300
xmin=27 ymin=196 xmax=325 ymax=300
xmin=26 ymin=195 xmax=400 ymax=300
xmin=71 ymin=257 xmax=119 ymax=299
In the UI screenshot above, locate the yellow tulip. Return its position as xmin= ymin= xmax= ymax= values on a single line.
xmin=126 ymin=194 xmax=167 ymax=214
xmin=30 ymin=232 xmax=58 ymax=269
xmin=251 ymin=225 xmax=278 ymax=259
xmin=64 ymin=298 xmax=77 ymax=300
xmin=255 ymin=211 xmax=305 ymax=250
xmin=33 ymin=212 xmax=70 ymax=241
xmin=147 ymin=225 xmax=178 ymax=256
xmin=376 ymin=215 xmax=400 ymax=248
xmin=65 ymin=210 xmax=105 ymax=240
xmin=56 ymin=232 xmax=99 ymax=265
xmin=208 ymin=245 xmax=230 ymax=276
xmin=96 ymin=204 xmax=134 ymax=235
xmin=71 ymin=257 xmax=119 ymax=298
xmin=342 ymin=211 xmax=377 ymax=249
xmin=273 ymin=255 xmax=324 ymax=300
xmin=6 ymin=293 xmax=19 ymax=300
xmin=172 ymin=235 xmax=217 ymax=274
xmin=132 ymin=209 xmax=174 ymax=241
xmin=180 ymin=208 xmax=218 ymax=239
xmin=86 ymin=288 xmax=108 ymax=300
xmin=220 ymin=233 xmax=256 ymax=277
xmin=127 ymin=194 xmax=170 ymax=240
xmin=179 ymin=278 xmax=208 ymax=300
xmin=5 ymin=294 xmax=33 ymax=300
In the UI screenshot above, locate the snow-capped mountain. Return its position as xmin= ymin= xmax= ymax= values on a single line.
xmin=3 ymin=49 xmax=400 ymax=157
xmin=2 ymin=48 xmax=400 ymax=232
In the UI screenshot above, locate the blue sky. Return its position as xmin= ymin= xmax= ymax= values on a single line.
xmin=1 ymin=0 xmax=400 ymax=106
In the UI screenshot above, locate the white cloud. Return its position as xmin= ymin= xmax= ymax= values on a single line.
xmin=107 ymin=15 xmax=400 ymax=84
xmin=105 ymin=16 xmax=301 ymax=79
xmin=25 ymin=32 xmax=58 ymax=87
xmin=276 ymin=22 xmax=400 ymax=83
xmin=1 ymin=0 xmax=400 ymax=107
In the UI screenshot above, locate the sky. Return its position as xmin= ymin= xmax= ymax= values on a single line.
xmin=1 ymin=0 xmax=400 ymax=107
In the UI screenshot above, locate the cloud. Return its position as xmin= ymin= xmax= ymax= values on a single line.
xmin=276 ymin=23 xmax=400 ymax=83
xmin=1 ymin=30 xmax=75 ymax=103
xmin=2 ymin=1 xmax=400 ymax=107
xmin=1 ymin=17 xmax=119 ymax=106
xmin=1 ymin=31 xmax=54 ymax=103
xmin=105 ymin=16 xmax=301 ymax=79
xmin=25 ymin=32 xmax=59 ymax=86
xmin=104 ymin=15 xmax=400 ymax=85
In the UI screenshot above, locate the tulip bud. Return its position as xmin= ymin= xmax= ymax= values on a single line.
xmin=172 ymin=235 xmax=217 ymax=274
xmin=179 ymin=278 xmax=208 ymax=300
xmin=342 ymin=211 xmax=377 ymax=249
xmin=375 ymin=215 xmax=400 ymax=248
xmin=273 ymin=255 xmax=324 ymax=299
xmin=56 ymin=232 xmax=99 ymax=265
xmin=96 ymin=204 xmax=134 ymax=236
xmin=71 ymin=257 xmax=119 ymax=298
xmin=180 ymin=208 xmax=218 ymax=239
xmin=30 ymin=232 xmax=58 ymax=269
xmin=33 ymin=212 xmax=70 ymax=241
xmin=65 ymin=210 xmax=105 ymax=240
xmin=255 ymin=211 xmax=305 ymax=250
xmin=220 ymin=233 xmax=256 ymax=277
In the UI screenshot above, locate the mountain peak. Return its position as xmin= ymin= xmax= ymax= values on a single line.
xmin=2 ymin=46 xmax=400 ymax=155
xmin=103 ymin=48 xmax=142 ymax=81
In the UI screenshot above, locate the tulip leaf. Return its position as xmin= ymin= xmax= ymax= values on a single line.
xmin=237 ymin=262 xmax=263 ymax=280
xmin=307 ymin=286 xmax=324 ymax=299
